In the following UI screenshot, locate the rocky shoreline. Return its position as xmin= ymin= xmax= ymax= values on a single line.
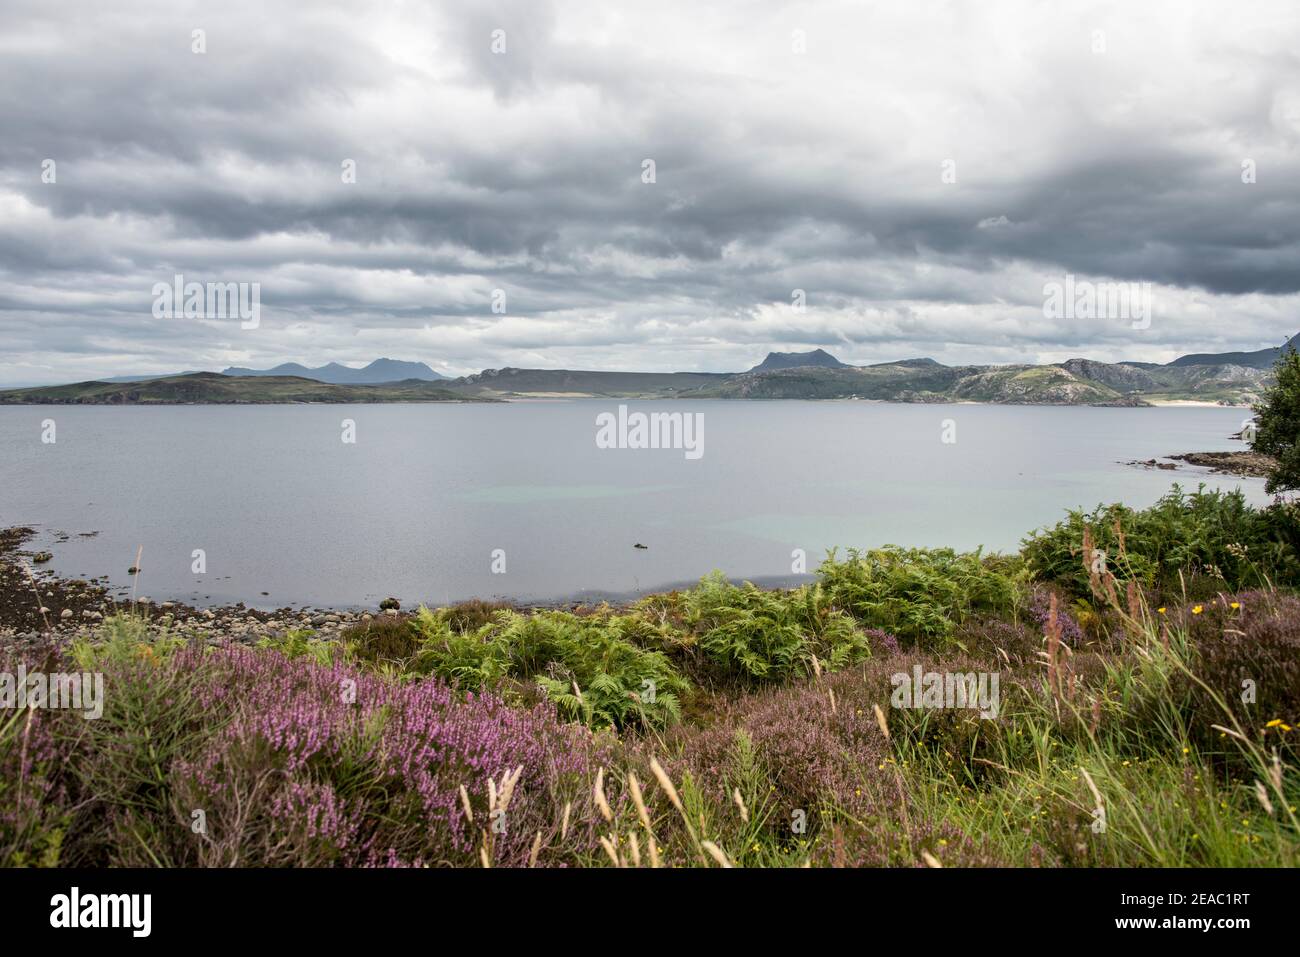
xmin=0 ymin=526 xmax=384 ymax=652
xmin=1126 ymin=449 xmax=1277 ymax=480
xmin=1167 ymin=450 xmax=1277 ymax=478
xmin=0 ymin=526 xmax=637 ymax=654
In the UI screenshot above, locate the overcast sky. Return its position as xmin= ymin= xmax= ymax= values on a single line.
xmin=1 ymin=0 xmax=1298 ymax=385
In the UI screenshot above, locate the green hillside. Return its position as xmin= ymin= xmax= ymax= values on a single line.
xmin=444 ymin=367 xmax=730 ymax=398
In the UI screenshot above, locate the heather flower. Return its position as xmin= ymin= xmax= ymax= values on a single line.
xmin=1 ymin=640 xmax=615 ymax=867
xmin=170 ymin=645 xmax=612 ymax=866
xmin=1027 ymin=590 xmax=1083 ymax=646
xmin=863 ymin=628 xmax=900 ymax=655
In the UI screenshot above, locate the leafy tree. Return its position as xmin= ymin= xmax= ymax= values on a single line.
xmin=1252 ymin=346 xmax=1300 ymax=494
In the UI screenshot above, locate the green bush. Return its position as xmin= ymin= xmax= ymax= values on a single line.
xmin=441 ymin=598 xmax=512 ymax=632
xmin=339 ymin=616 xmax=421 ymax=667
xmin=817 ymin=546 xmax=1022 ymax=647
xmin=409 ymin=606 xmax=687 ymax=730
xmin=1021 ymin=485 xmax=1295 ymax=600
xmin=679 ymin=573 xmax=872 ymax=683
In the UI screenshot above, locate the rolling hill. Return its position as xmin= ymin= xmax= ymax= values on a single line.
xmin=445 ymin=367 xmax=731 ymax=398
xmin=1166 ymin=332 xmax=1300 ymax=370
xmin=674 ymin=361 xmax=1142 ymax=404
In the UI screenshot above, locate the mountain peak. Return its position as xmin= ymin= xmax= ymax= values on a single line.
xmin=749 ymin=348 xmax=847 ymax=372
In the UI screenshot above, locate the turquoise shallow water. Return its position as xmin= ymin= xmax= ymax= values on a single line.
xmin=0 ymin=401 xmax=1267 ymax=609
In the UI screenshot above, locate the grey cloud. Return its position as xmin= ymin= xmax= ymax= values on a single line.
xmin=1 ymin=0 xmax=1298 ymax=386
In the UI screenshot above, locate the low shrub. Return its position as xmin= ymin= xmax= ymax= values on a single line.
xmin=171 ymin=647 xmax=609 ymax=866
xmin=818 ymin=546 xmax=1023 ymax=647
xmin=0 ymin=647 xmax=72 ymax=867
xmin=2 ymin=631 xmax=615 ymax=867
xmin=339 ymin=615 xmax=420 ymax=667
xmin=677 ymin=573 xmax=874 ymax=685
xmin=659 ymin=670 xmax=889 ymax=854
xmin=1021 ymin=485 xmax=1296 ymax=601
xmin=410 ymin=607 xmax=688 ymax=730
xmin=1178 ymin=591 xmax=1300 ymax=749
xmin=442 ymin=599 xmax=513 ymax=633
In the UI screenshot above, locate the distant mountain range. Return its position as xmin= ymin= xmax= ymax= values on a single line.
xmin=437 ymin=338 xmax=1297 ymax=405
xmin=92 ymin=358 xmax=444 ymax=386
xmin=221 ymin=358 xmax=444 ymax=383
xmin=4 ymin=335 xmax=1294 ymax=405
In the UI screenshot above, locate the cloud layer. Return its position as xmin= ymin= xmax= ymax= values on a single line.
xmin=2 ymin=0 xmax=1299 ymax=385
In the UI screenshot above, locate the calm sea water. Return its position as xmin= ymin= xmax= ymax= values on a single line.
xmin=0 ymin=402 xmax=1268 ymax=609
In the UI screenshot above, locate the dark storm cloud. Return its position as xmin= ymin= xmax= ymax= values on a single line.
xmin=1 ymin=0 xmax=1298 ymax=385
